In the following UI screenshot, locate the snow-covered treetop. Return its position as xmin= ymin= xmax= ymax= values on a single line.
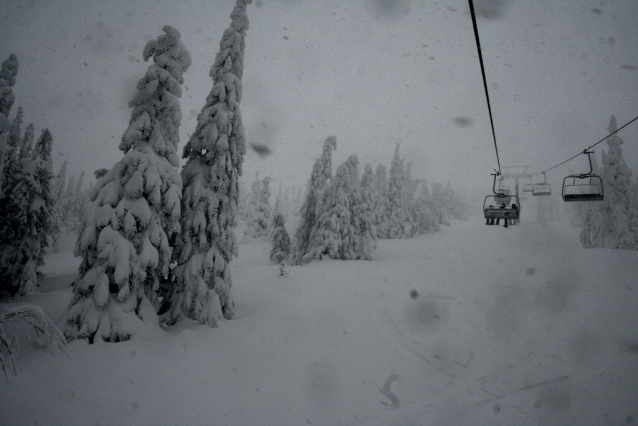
xmin=33 ymin=129 xmax=53 ymax=165
xmin=143 ymin=25 xmax=192 ymax=84
xmin=307 ymin=136 xmax=337 ymax=191
xmin=0 ymin=54 xmax=19 ymax=117
xmin=362 ymin=164 xmax=374 ymax=188
xmin=121 ymin=25 xmax=191 ymax=168
xmin=211 ymin=0 xmax=252 ymax=82
xmin=183 ymin=0 xmax=251 ymax=176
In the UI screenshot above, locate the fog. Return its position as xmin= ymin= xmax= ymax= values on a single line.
xmin=2 ymin=0 xmax=637 ymax=203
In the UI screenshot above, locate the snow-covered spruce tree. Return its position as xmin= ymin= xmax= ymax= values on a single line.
xmin=290 ymin=135 xmax=336 ymax=264
xmin=303 ymin=155 xmax=361 ymax=262
xmin=0 ymin=54 xmax=19 ymax=198
xmin=386 ymin=145 xmax=415 ymax=239
xmin=431 ymin=181 xmax=450 ymax=226
xmin=65 ymin=26 xmax=191 ymax=343
xmin=355 ymin=163 xmax=377 ymax=259
xmin=272 ymin=181 xmax=283 ymax=218
xmin=628 ymin=182 xmax=638 ymax=249
xmin=50 ymin=160 xmax=68 ymax=252
xmin=5 ymin=106 xmax=23 ymax=162
xmin=32 ymin=129 xmax=59 ymax=271
xmin=171 ymin=0 xmax=251 ymax=326
xmin=412 ymin=178 xmax=439 ymax=234
xmin=269 ymin=212 xmax=290 ymax=264
xmin=593 ymin=116 xmax=634 ymax=249
xmin=0 ymin=108 xmax=23 ymax=199
xmin=0 ymin=129 xmax=56 ymax=297
xmin=243 ymin=173 xmax=272 ymax=240
xmin=372 ymin=164 xmax=390 ymax=238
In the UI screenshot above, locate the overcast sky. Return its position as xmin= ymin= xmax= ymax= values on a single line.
xmin=2 ymin=0 xmax=637 ymax=201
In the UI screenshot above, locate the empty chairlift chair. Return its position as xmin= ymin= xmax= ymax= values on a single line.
xmin=522 ymin=177 xmax=534 ymax=193
xmin=562 ymin=150 xmax=604 ymax=202
xmin=532 ymin=172 xmax=551 ymax=196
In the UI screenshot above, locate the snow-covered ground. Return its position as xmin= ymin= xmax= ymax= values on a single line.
xmin=1 ymin=217 xmax=637 ymax=426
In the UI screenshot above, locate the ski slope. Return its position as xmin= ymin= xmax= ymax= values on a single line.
xmin=1 ymin=218 xmax=637 ymax=426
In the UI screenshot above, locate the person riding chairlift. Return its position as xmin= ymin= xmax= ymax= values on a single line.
xmin=485 ymin=205 xmax=495 ymax=225
xmin=504 ymin=203 xmax=518 ymax=228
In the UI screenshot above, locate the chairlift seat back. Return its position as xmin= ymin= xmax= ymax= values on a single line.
xmin=562 ymin=175 xmax=603 ymax=202
xmin=532 ymin=183 xmax=551 ymax=196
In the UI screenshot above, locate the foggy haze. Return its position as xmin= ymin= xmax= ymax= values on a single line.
xmin=1 ymin=0 xmax=637 ymax=204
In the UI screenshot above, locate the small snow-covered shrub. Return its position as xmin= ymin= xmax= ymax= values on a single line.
xmin=0 ymin=305 xmax=66 ymax=380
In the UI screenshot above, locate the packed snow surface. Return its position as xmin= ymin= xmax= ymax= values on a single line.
xmin=1 ymin=218 xmax=637 ymax=425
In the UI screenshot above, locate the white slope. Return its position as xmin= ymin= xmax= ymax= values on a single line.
xmin=1 ymin=218 xmax=637 ymax=426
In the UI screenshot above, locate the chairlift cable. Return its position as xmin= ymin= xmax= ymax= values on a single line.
xmin=468 ymin=0 xmax=502 ymax=175
xmin=538 ymin=114 xmax=638 ymax=175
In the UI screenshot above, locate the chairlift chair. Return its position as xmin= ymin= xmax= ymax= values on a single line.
xmin=562 ymin=150 xmax=604 ymax=202
xmin=532 ymin=173 xmax=551 ymax=196
xmin=483 ymin=194 xmax=520 ymax=221
xmin=483 ymin=172 xmax=520 ymax=221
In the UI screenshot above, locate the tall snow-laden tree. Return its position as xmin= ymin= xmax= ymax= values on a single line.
xmin=386 ymin=144 xmax=415 ymax=239
xmin=431 ymin=181 xmax=450 ymax=226
xmin=65 ymin=26 xmax=191 ymax=343
xmin=0 ymin=129 xmax=56 ymax=298
xmin=0 ymin=54 xmax=19 ymax=198
xmin=290 ymin=136 xmax=337 ymax=264
xmin=412 ymin=178 xmax=439 ymax=234
xmin=243 ymin=173 xmax=271 ymax=240
xmin=596 ymin=116 xmax=633 ymax=249
xmin=628 ymin=182 xmax=638 ymax=249
xmin=304 ymin=155 xmax=361 ymax=262
xmin=5 ymin=106 xmax=22 ymax=162
xmin=0 ymin=108 xmax=23 ymax=200
xmin=581 ymin=116 xmax=634 ymax=250
xmin=171 ymin=0 xmax=251 ymax=327
xmin=269 ymin=212 xmax=290 ymax=264
xmin=354 ymin=163 xmax=377 ymax=260
xmin=32 ymin=129 xmax=59 ymax=271
xmin=372 ymin=164 xmax=390 ymax=238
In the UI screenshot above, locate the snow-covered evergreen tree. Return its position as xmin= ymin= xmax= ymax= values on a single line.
xmin=4 ymin=106 xmax=22 ymax=162
xmin=354 ymin=164 xmax=377 ymax=259
xmin=0 ymin=129 xmax=56 ymax=298
xmin=19 ymin=123 xmax=34 ymax=162
xmin=291 ymin=136 xmax=336 ymax=264
xmin=597 ymin=116 xmax=633 ymax=249
xmin=32 ymin=129 xmax=59 ymax=269
xmin=54 ymin=161 xmax=68 ymax=204
xmin=372 ymin=164 xmax=390 ymax=238
xmin=431 ymin=181 xmax=450 ymax=226
xmin=304 ymin=155 xmax=361 ymax=262
xmin=243 ymin=173 xmax=271 ymax=240
xmin=0 ymin=54 xmax=19 ymax=198
xmin=412 ymin=178 xmax=439 ymax=234
xmin=171 ymin=1 xmax=251 ymax=327
xmin=627 ymin=182 xmax=638 ymax=249
xmin=272 ymin=181 xmax=283 ymax=218
xmin=386 ymin=145 xmax=415 ymax=239
xmin=269 ymin=212 xmax=290 ymax=264
xmin=581 ymin=116 xmax=634 ymax=250
xmin=65 ymin=26 xmax=191 ymax=343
